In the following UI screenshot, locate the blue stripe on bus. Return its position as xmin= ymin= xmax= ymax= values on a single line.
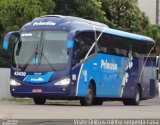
xmin=67 ymin=40 xmax=74 ymax=48
xmin=23 ymin=72 xmax=53 ymax=83
xmin=2 ymin=40 xmax=9 ymax=50
xmin=104 ymin=28 xmax=154 ymax=42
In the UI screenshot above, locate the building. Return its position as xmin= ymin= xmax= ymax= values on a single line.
xmin=138 ymin=0 xmax=158 ymax=24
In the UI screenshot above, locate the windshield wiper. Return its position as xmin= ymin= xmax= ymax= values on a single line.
xmin=40 ymin=41 xmax=56 ymax=71
xmin=20 ymin=42 xmax=39 ymax=71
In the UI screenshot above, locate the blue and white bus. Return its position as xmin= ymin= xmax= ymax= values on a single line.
xmin=2 ymin=15 xmax=158 ymax=106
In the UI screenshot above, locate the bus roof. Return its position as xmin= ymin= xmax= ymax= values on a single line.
xmin=21 ymin=15 xmax=155 ymax=44
xmin=22 ymin=15 xmax=108 ymax=31
xmin=105 ymin=28 xmax=155 ymax=43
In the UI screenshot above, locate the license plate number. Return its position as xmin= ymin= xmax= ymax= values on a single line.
xmin=32 ymin=89 xmax=42 ymax=93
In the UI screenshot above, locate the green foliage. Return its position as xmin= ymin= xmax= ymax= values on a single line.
xmin=146 ymin=25 xmax=160 ymax=44
xmin=0 ymin=0 xmax=55 ymax=67
xmin=0 ymin=0 xmax=159 ymax=67
xmin=100 ymin=0 xmax=149 ymax=33
xmin=38 ymin=0 xmax=55 ymax=14
xmin=53 ymin=0 xmax=106 ymax=23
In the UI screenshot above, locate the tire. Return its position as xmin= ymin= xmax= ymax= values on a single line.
xmin=92 ymin=98 xmax=103 ymax=105
xmin=123 ymin=86 xmax=141 ymax=106
xmin=33 ymin=98 xmax=46 ymax=105
xmin=80 ymin=84 xmax=94 ymax=106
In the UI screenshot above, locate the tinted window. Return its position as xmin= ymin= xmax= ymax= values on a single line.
xmin=74 ymin=32 xmax=95 ymax=64
xmin=98 ymin=34 xmax=129 ymax=57
xmin=98 ymin=33 xmax=112 ymax=54
xmin=129 ymin=39 xmax=155 ymax=55
xmin=98 ymin=33 xmax=155 ymax=57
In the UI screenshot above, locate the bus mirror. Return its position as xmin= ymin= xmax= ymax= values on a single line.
xmin=67 ymin=40 xmax=74 ymax=49
xmin=2 ymin=31 xmax=19 ymax=51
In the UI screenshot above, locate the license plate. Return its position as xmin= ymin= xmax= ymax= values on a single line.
xmin=32 ymin=89 xmax=42 ymax=93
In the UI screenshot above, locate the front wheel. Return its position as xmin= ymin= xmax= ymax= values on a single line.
xmin=92 ymin=98 xmax=103 ymax=105
xmin=123 ymin=86 xmax=141 ymax=106
xmin=80 ymin=84 xmax=94 ymax=106
xmin=33 ymin=98 xmax=46 ymax=105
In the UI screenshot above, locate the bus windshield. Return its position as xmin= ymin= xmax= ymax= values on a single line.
xmin=13 ymin=30 xmax=69 ymax=71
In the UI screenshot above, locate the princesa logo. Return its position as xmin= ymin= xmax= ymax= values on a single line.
xmin=31 ymin=77 xmax=44 ymax=82
xmin=33 ymin=21 xmax=56 ymax=26
xmin=101 ymin=59 xmax=117 ymax=70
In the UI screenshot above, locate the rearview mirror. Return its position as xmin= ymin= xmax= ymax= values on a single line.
xmin=67 ymin=39 xmax=74 ymax=49
xmin=2 ymin=31 xmax=20 ymax=51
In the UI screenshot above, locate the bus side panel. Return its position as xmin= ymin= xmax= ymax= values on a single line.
xmin=140 ymin=57 xmax=157 ymax=99
xmin=76 ymin=54 xmax=135 ymax=98
xmin=77 ymin=54 xmax=118 ymax=97
xmin=76 ymin=54 xmax=157 ymax=99
xmin=122 ymin=57 xmax=157 ymax=99
xmin=76 ymin=55 xmax=99 ymax=97
xmin=121 ymin=57 xmax=141 ymax=98
xmin=70 ymin=66 xmax=81 ymax=96
xmin=97 ymin=54 xmax=128 ymax=97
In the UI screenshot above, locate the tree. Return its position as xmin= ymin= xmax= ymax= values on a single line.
xmin=0 ymin=0 xmax=55 ymax=67
xmin=53 ymin=0 xmax=151 ymax=34
xmin=0 ymin=0 xmax=156 ymax=67
xmin=38 ymin=0 xmax=55 ymax=14
xmin=100 ymin=0 xmax=150 ymax=33
xmin=147 ymin=25 xmax=160 ymax=44
xmin=53 ymin=0 xmax=106 ymax=23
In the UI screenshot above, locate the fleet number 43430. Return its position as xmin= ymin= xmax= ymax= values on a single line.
xmin=14 ymin=71 xmax=26 ymax=76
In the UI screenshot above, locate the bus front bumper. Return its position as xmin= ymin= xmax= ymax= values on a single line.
xmin=10 ymin=80 xmax=77 ymax=99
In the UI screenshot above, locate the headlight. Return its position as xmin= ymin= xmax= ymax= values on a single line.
xmin=10 ymin=79 xmax=21 ymax=86
xmin=54 ymin=78 xmax=70 ymax=86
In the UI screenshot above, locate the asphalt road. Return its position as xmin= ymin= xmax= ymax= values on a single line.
xmin=0 ymin=97 xmax=160 ymax=120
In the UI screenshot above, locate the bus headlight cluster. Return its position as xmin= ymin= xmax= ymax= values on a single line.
xmin=10 ymin=79 xmax=21 ymax=86
xmin=54 ymin=78 xmax=70 ymax=86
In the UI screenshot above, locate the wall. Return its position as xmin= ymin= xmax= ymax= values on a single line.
xmin=138 ymin=0 xmax=157 ymax=24
xmin=0 ymin=68 xmax=11 ymax=99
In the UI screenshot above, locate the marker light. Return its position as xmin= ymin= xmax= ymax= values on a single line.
xmin=54 ymin=78 xmax=70 ymax=86
xmin=10 ymin=79 xmax=21 ymax=86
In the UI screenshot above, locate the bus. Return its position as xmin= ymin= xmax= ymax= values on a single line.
xmin=2 ymin=15 xmax=158 ymax=106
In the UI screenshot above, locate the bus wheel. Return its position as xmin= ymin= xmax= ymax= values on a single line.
xmin=80 ymin=84 xmax=94 ymax=106
xmin=123 ymin=86 xmax=141 ymax=106
xmin=33 ymin=98 xmax=46 ymax=105
xmin=92 ymin=98 xmax=103 ymax=105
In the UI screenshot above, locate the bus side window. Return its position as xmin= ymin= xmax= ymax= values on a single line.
xmin=73 ymin=32 xmax=95 ymax=65
xmin=99 ymin=47 xmax=107 ymax=53
xmin=133 ymin=52 xmax=139 ymax=58
xmin=118 ymin=49 xmax=127 ymax=57
xmin=98 ymin=33 xmax=111 ymax=54
xmin=113 ymin=48 xmax=119 ymax=55
xmin=73 ymin=40 xmax=84 ymax=65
